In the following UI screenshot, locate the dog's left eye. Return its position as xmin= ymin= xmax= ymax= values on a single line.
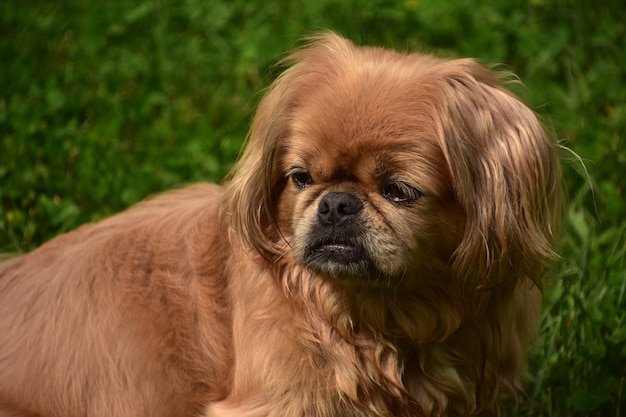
xmin=290 ymin=169 xmax=314 ymax=190
xmin=382 ymin=181 xmax=422 ymax=204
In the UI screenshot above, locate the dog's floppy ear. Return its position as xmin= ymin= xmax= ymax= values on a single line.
xmin=222 ymin=32 xmax=356 ymax=259
xmin=433 ymin=60 xmax=561 ymax=291
xmin=221 ymin=72 xmax=291 ymax=259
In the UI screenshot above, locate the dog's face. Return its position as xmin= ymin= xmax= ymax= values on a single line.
xmin=278 ymin=77 xmax=463 ymax=287
xmin=225 ymin=33 xmax=560 ymax=296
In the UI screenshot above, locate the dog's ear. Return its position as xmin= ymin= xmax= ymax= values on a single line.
xmin=221 ymin=72 xmax=291 ymax=259
xmin=433 ymin=60 xmax=561 ymax=292
xmin=222 ymin=32 xmax=356 ymax=259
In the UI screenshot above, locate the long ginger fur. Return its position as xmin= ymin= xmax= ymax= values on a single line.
xmin=0 ymin=32 xmax=560 ymax=417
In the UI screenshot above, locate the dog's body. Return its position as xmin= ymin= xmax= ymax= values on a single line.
xmin=0 ymin=33 xmax=560 ymax=417
xmin=0 ymin=185 xmax=231 ymax=416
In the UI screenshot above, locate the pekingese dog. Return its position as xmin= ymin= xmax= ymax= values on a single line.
xmin=0 ymin=32 xmax=560 ymax=417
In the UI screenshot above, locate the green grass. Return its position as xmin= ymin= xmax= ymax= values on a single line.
xmin=1 ymin=0 xmax=625 ymax=415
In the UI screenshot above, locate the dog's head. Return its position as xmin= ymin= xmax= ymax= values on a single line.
xmin=224 ymin=32 xmax=560 ymax=301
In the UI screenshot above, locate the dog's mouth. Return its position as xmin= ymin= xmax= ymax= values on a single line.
xmin=310 ymin=242 xmax=364 ymax=263
xmin=303 ymin=237 xmax=374 ymax=280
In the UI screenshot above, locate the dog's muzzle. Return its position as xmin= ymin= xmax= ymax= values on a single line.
xmin=303 ymin=192 xmax=372 ymax=277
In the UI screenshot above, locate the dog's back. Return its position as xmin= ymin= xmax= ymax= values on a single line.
xmin=0 ymin=184 xmax=232 ymax=417
xmin=0 ymin=255 xmax=21 ymax=275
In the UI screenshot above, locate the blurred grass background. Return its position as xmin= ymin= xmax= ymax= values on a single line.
xmin=1 ymin=0 xmax=624 ymax=415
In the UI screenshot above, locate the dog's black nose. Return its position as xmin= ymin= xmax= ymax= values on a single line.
xmin=318 ymin=192 xmax=363 ymax=226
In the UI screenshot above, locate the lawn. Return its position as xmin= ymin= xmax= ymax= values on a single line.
xmin=1 ymin=0 xmax=625 ymax=415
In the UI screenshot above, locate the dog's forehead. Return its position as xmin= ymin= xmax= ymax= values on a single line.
xmin=280 ymin=63 xmax=455 ymax=194
xmin=288 ymin=75 xmax=441 ymax=167
xmin=286 ymin=114 xmax=448 ymax=196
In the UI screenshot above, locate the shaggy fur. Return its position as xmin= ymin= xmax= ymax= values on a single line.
xmin=0 ymin=33 xmax=560 ymax=417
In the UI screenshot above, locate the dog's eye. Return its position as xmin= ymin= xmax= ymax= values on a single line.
xmin=290 ymin=170 xmax=314 ymax=190
xmin=382 ymin=181 xmax=422 ymax=204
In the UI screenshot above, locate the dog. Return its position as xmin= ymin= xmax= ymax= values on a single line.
xmin=0 ymin=32 xmax=561 ymax=417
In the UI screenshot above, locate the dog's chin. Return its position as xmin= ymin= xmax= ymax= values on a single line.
xmin=306 ymin=243 xmax=368 ymax=275
xmin=302 ymin=240 xmax=391 ymax=286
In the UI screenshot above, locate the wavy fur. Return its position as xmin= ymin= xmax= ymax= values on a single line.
xmin=0 ymin=33 xmax=560 ymax=417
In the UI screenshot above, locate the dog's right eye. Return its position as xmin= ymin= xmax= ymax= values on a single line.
xmin=290 ymin=170 xmax=314 ymax=190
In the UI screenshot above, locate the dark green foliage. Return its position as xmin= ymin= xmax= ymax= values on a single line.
xmin=1 ymin=0 xmax=624 ymax=415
